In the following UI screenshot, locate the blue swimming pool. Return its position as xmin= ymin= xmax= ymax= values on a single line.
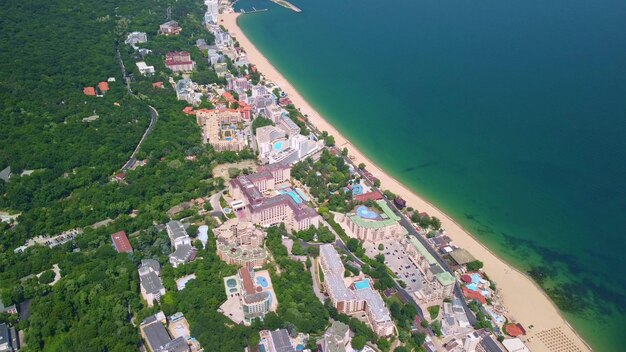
xmin=466 ymin=283 xmax=478 ymax=291
xmin=351 ymin=184 xmax=364 ymax=195
xmin=357 ymin=205 xmax=379 ymax=220
xmin=273 ymin=141 xmax=284 ymax=151
xmin=256 ymin=276 xmax=269 ymax=288
xmin=470 ymin=273 xmax=481 ymax=284
xmin=354 ymin=279 xmax=370 ymax=290
xmin=279 ymin=189 xmax=304 ymax=204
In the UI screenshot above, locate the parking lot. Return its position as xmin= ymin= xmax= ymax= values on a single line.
xmin=364 ymin=239 xmax=428 ymax=294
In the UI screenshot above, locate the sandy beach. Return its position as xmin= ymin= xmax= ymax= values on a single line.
xmin=220 ymin=11 xmax=591 ymax=352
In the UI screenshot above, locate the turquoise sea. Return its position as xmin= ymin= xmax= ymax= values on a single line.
xmin=233 ymin=0 xmax=626 ymax=350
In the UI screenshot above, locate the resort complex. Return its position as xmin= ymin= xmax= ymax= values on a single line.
xmin=221 ymin=267 xmax=277 ymax=325
xmin=318 ymin=244 xmax=395 ymax=337
xmin=229 ymin=163 xmax=320 ymax=232
xmin=196 ymin=108 xmax=250 ymax=152
xmin=338 ymin=200 xmax=407 ymax=242
xmin=215 ymin=218 xmax=267 ymax=267
xmin=256 ymin=125 xmax=321 ymax=165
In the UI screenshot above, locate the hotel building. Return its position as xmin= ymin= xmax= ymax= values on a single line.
xmin=138 ymin=259 xmax=165 ymax=308
xmin=405 ymin=236 xmax=455 ymax=311
xmin=166 ymin=221 xmax=197 ymax=268
xmin=229 ymin=164 xmax=320 ymax=232
xmin=215 ymin=218 xmax=268 ymax=268
xmin=196 ymin=108 xmax=248 ymax=152
xmin=339 ymin=200 xmax=407 ymax=242
xmin=165 ymin=51 xmax=195 ymax=72
xmin=319 ymin=244 xmax=395 ymax=337
xmin=223 ymin=268 xmax=275 ymax=324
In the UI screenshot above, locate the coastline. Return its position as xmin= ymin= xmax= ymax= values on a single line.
xmin=220 ymin=11 xmax=592 ymax=352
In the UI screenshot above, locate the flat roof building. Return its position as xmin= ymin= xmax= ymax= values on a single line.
xmin=139 ymin=260 xmax=165 ymax=307
xmin=229 ymin=164 xmax=319 ymax=232
xmin=319 ymin=245 xmax=394 ymax=337
xmin=339 ymin=200 xmax=407 ymax=243
xmin=405 ymin=237 xmax=455 ymax=311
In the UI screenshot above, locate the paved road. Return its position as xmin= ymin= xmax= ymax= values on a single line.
xmin=121 ymin=105 xmax=158 ymax=171
xmin=115 ymin=43 xmax=132 ymax=93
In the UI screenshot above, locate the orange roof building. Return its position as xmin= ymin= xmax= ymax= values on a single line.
xmin=152 ymin=81 xmax=164 ymax=89
xmin=182 ymin=106 xmax=195 ymax=115
xmin=83 ymin=87 xmax=96 ymax=96
xmin=462 ymin=286 xmax=487 ymax=304
xmin=98 ymin=81 xmax=109 ymax=92
xmin=222 ymin=92 xmax=236 ymax=103
xmin=505 ymin=323 xmax=526 ymax=337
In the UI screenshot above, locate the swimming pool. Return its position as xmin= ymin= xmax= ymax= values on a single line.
xmin=354 ymin=279 xmax=370 ymax=290
xmin=273 ymin=141 xmax=284 ymax=151
xmin=356 ymin=205 xmax=380 ymax=220
xmin=470 ymin=273 xmax=482 ymax=284
xmin=279 ymin=189 xmax=304 ymax=204
xmin=466 ymin=283 xmax=478 ymax=291
xmin=256 ymin=276 xmax=269 ymax=288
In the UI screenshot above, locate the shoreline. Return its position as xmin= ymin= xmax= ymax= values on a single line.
xmin=220 ymin=11 xmax=592 ymax=352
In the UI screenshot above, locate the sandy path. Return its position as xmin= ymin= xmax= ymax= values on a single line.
xmin=220 ymin=11 xmax=591 ymax=352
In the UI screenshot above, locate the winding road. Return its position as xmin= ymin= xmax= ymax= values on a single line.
xmin=121 ymin=105 xmax=158 ymax=171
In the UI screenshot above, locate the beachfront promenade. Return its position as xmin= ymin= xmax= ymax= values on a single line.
xmin=218 ymin=9 xmax=592 ymax=352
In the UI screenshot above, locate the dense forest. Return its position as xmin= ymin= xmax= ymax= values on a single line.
xmin=0 ymin=0 xmax=249 ymax=350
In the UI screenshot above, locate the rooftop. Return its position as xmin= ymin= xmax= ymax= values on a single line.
xmin=320 ymin=245 xmax=392 ymax=323
xmin=449 ymin=248 xmax=476 ymax=265
xmin=140 ymin=270 xmax=164 ymax=294
xmin=166 ymin=221 xmax=189 ymax=241
xmin=141 ymin=317 xmax=171 ymax=351
xmin=111 ymin=230 xmax=132 ymax=253
xmin=347 ymin=200 xmax=401 ymax=229
xmin=408 ymin=237 xmax=455 ymax=286
xmin=269 ymin=329 xmax=296 ymax=352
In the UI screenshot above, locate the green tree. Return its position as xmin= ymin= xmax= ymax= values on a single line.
xmin=251 ymin=116 xmax=274 ymax=134
xmin=38 ymin=270 xmax=55 ymax=285
xmin=467 ymin=260 xmax=484 ymax=271
xmin=351 ymin=335 xmax=368 ymax=350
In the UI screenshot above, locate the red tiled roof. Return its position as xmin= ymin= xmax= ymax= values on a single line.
xmin=460 ymin=274 xmax=472 ymax=283
xmin=462 ymin=286 xmax=487 ymax=304
xmin=182 ymin=106 xmax=195 ymax=115
xmin=505 ymin=323 xmax=526 ymax=337
xmin=83 ymin=87 xmax=96 ymax=96
xmin=222 ymin=92 xmax=236 ymax=102
xmin=152 ymin=82 xmax=164 ymax=88
xmin=354 ymin=190 xmax=384 ymax=202
xmin=98 ymin=81 xmax=109 ymax=92
xmin=239 ymin=267 xmax=255 ymax=295
xmin=111 ymin=230 xmax=133 ymax=253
